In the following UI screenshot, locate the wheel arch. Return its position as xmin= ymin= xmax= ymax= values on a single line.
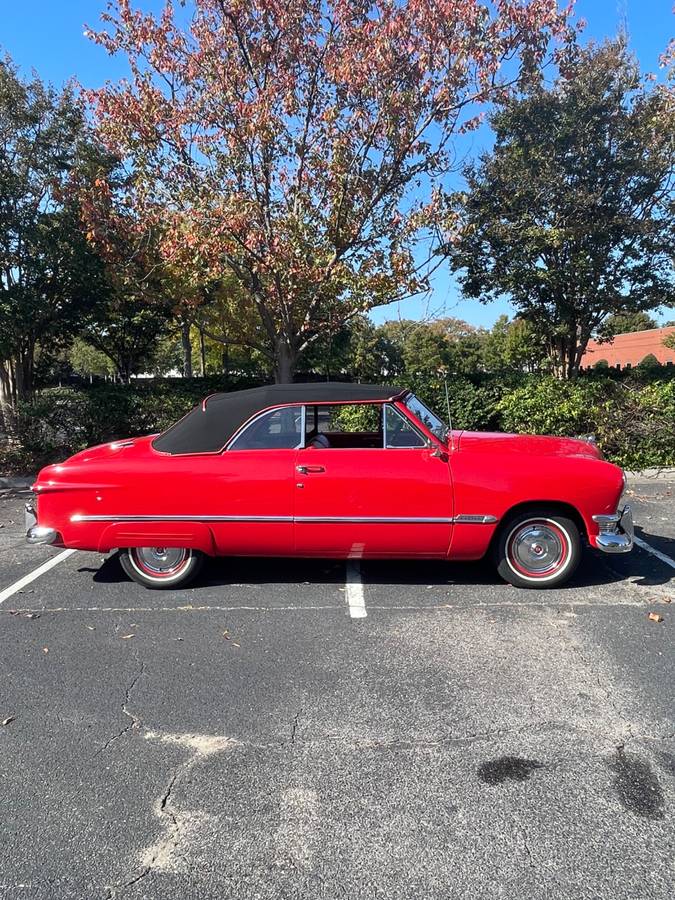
xmin=490 ymin=500 xmax=588 ymax=551
xmin=97 ymin=521 xmax=217 ymax=555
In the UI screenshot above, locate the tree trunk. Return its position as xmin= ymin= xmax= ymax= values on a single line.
xmin=199 ymin=328 xmax=206 ymax=377
xmin=181 ymin=321 xmax=193 ymax=378
xmin=274 ymin=340 xmax=297 ymax=383
xmin=0 ymin=351 xmax=34 ymax=438
xmin=0 ymin=360 xmax=17 ymax=438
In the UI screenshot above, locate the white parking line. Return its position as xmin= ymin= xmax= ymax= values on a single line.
xmin=0 ymin=549 xmax=77 ymax=605
xmin=345 ymin=561 xmax=367 ymax=619
xmin=634 ymin=536 xmax=675 ymax=571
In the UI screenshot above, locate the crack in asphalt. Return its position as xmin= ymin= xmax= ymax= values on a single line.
xmin=290 ymin=710 xmax=303 ymax=745
xmin=94 ymin=661 xmax=145 ymax=757
xmin=117 ymin=771 xmax=181 ymax=894
xmin=105 ymin=732 xmax=238 ymax=897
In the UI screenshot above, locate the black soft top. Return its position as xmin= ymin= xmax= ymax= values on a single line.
xmin=152 ymin=382 xmax=406 ymax=455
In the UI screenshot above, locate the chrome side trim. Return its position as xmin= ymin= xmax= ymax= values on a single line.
xmin=71 ymin=514 xmax=294 ymax=523
xmin=295 ymin=516 xmax=454 ymax=524
xmin=455 ymin=514 xmax=498 ymax=524
xmin=71 ymin=513 xmax=499 ymax=525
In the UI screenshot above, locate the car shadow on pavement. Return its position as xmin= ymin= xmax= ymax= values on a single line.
xmin=87 ymin=546 xmax=629 ymax=591
xmin=615 ymin=525 xmax=675 ymax=589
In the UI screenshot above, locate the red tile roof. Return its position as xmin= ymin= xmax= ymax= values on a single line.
xmin=581 ymin=326 xmax=675 ymax=369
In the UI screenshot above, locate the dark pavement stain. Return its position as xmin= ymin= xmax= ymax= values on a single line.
xmin=477 ymin=755 xmax=544 ymax=785
xmin=608 ymin=747 xmax=665 ymax=820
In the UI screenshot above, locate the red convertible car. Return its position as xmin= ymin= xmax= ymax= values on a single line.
xmin=26 ymin=383 xmax=633 ymax=589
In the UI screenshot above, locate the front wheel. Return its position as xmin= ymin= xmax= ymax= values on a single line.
xmin=120 ymin=547 xmax=204 ymax=589
xmin=494 ymin=509 xmax=581 ymax=589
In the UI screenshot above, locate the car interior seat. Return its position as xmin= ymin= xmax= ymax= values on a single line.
xmin=307 ymin=433 xmax=331 ymax=449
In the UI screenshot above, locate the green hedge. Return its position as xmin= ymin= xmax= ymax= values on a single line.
xmin=2 ymin=373 xmax=674 ymax=473
xmin=2 ymin=375 xmax=264 ymax=470
xmin=394 ymin=373 xmax=675 ymax=469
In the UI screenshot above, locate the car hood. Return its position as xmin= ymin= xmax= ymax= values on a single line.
xmin=456 ymin=430 xmax=604 ymax=460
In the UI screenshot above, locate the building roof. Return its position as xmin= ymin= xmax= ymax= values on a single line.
xmin=581 ymin=326 xmax=675 ymax=369
xmin=153 ymin=382 xmax=406 ymax=455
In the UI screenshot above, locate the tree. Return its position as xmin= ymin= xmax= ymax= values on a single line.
xmin=598 ymin=311 xmax=658 ymax=338
xmin=0 ymin=58 xmax=102 ymax=430
xmin=378 ymin=320 xmax=450 ymax=376
xmin=84 ymin=0 xmax=574 ymax=382
xmin=69 ymin=338 xmax=117 ymax=379
xmin=482 ymin=315 xmax=548 ymax=373
xmin=447 ymin=39 xmax=675 ymax=379
xmin=77 ymin=156 xmax=180 ymax=382
xmin=79 ymin=294 xmax=172 ymax=382
xmin=637 ymin=352 xmax=661 ymax=371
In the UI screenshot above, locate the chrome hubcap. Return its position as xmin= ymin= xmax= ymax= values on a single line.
xmin=134 ymin=547 xmax=189 ymax=576
xmin=510 ymin=524 xmax=565 ymax=575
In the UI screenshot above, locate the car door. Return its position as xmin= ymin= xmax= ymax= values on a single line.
xmin=294 ymin=404 xmax=453 ymax=557
xmin=206 ymin=405 xmax=302 ymax=555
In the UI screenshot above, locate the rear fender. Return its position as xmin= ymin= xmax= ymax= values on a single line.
xmin=97 ymin=521 xmax=216 ymax=555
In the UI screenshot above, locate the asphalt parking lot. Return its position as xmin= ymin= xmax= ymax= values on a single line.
xmin=0 ymin=476 xmax=674 ymax=899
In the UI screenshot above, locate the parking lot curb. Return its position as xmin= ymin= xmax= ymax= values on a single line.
xmin=626 ymin=467 xmax=675 ymax=483
xmin=0 ymin=475 xmax=34 ymax=494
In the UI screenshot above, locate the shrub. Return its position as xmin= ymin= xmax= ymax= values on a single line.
xmin=2 ymin=372 xmax=674 ymax=473
xmin=496 ymin=376 xmax=613 ymax=437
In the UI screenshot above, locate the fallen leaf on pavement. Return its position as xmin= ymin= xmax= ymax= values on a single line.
xmin=662 ymin=598 xmax=672 ymax=604
xmin=120 ymin=634 xmax=135 ymax=639
xmin=42 ymin=647 xmax=49 ymax=654
xmin=648 ymin=612 xmax=664 ymax=623
xmin=232 ymin=642 xmax=240 ymax=647
xmin=85 ymin=625 xmax=95 ymax=631
xmin=223 ymin=630 xmax=230 ymax=640
xmin=1 ymin=716 xmax=15 ymax=726
xmin=25 ymin=613 xmax=40 ymax=620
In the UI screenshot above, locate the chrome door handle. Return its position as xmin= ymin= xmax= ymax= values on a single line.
xmin=296 ymin=465 xmax=325 ymax=474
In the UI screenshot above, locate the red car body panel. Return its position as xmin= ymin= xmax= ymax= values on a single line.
xmin=31 ymin=394 xmax=626 ymax=562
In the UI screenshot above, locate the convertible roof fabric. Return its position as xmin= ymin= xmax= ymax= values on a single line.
xmin=152 ymin=382 xmax=406 ymax=455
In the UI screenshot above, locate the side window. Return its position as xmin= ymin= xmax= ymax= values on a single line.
xmin=306 ymin=404 xmax=381 ymax=436
xmin=230 ymin=406 xmax=303 ymax=450
xmin=384 ymin=405 xmax=426 ymax=448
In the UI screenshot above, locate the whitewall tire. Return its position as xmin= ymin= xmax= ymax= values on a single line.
xmin=120 ymin=547 xmax=204 ymax=589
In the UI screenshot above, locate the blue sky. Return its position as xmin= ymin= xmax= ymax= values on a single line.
xmin=2 ymin=0 xmax=673 ymax=329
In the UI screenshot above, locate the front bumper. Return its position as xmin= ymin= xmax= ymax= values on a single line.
xmin=593 ymin=505 xmax=633 ymax=554
xmin=25 ymin=502 xmax=59 ymax=546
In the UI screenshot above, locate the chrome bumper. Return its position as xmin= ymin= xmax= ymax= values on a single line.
xmin=593 ymin=505 xmax=633 ymax=554
xmin=25 ymin=502 xmax=58 ymax=545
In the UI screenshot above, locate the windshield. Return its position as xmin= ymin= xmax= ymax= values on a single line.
xmin=404 ymin=394 xmax=449 ymax=443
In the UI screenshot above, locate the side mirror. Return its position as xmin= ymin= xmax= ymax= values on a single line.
xmin=430 ymin=444 xmax=448 ymax=462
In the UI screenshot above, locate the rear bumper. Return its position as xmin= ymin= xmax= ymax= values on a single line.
xmin=592 ymin=505 xmax=633 ymax=554
xmin=25 ymin=502 xmax=59 ymax=545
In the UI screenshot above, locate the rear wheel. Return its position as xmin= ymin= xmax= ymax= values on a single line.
xmin=120 ymin=547 xmax=204 ymax=589
xmin=494 ymin=509 xmax=581 ymax=589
